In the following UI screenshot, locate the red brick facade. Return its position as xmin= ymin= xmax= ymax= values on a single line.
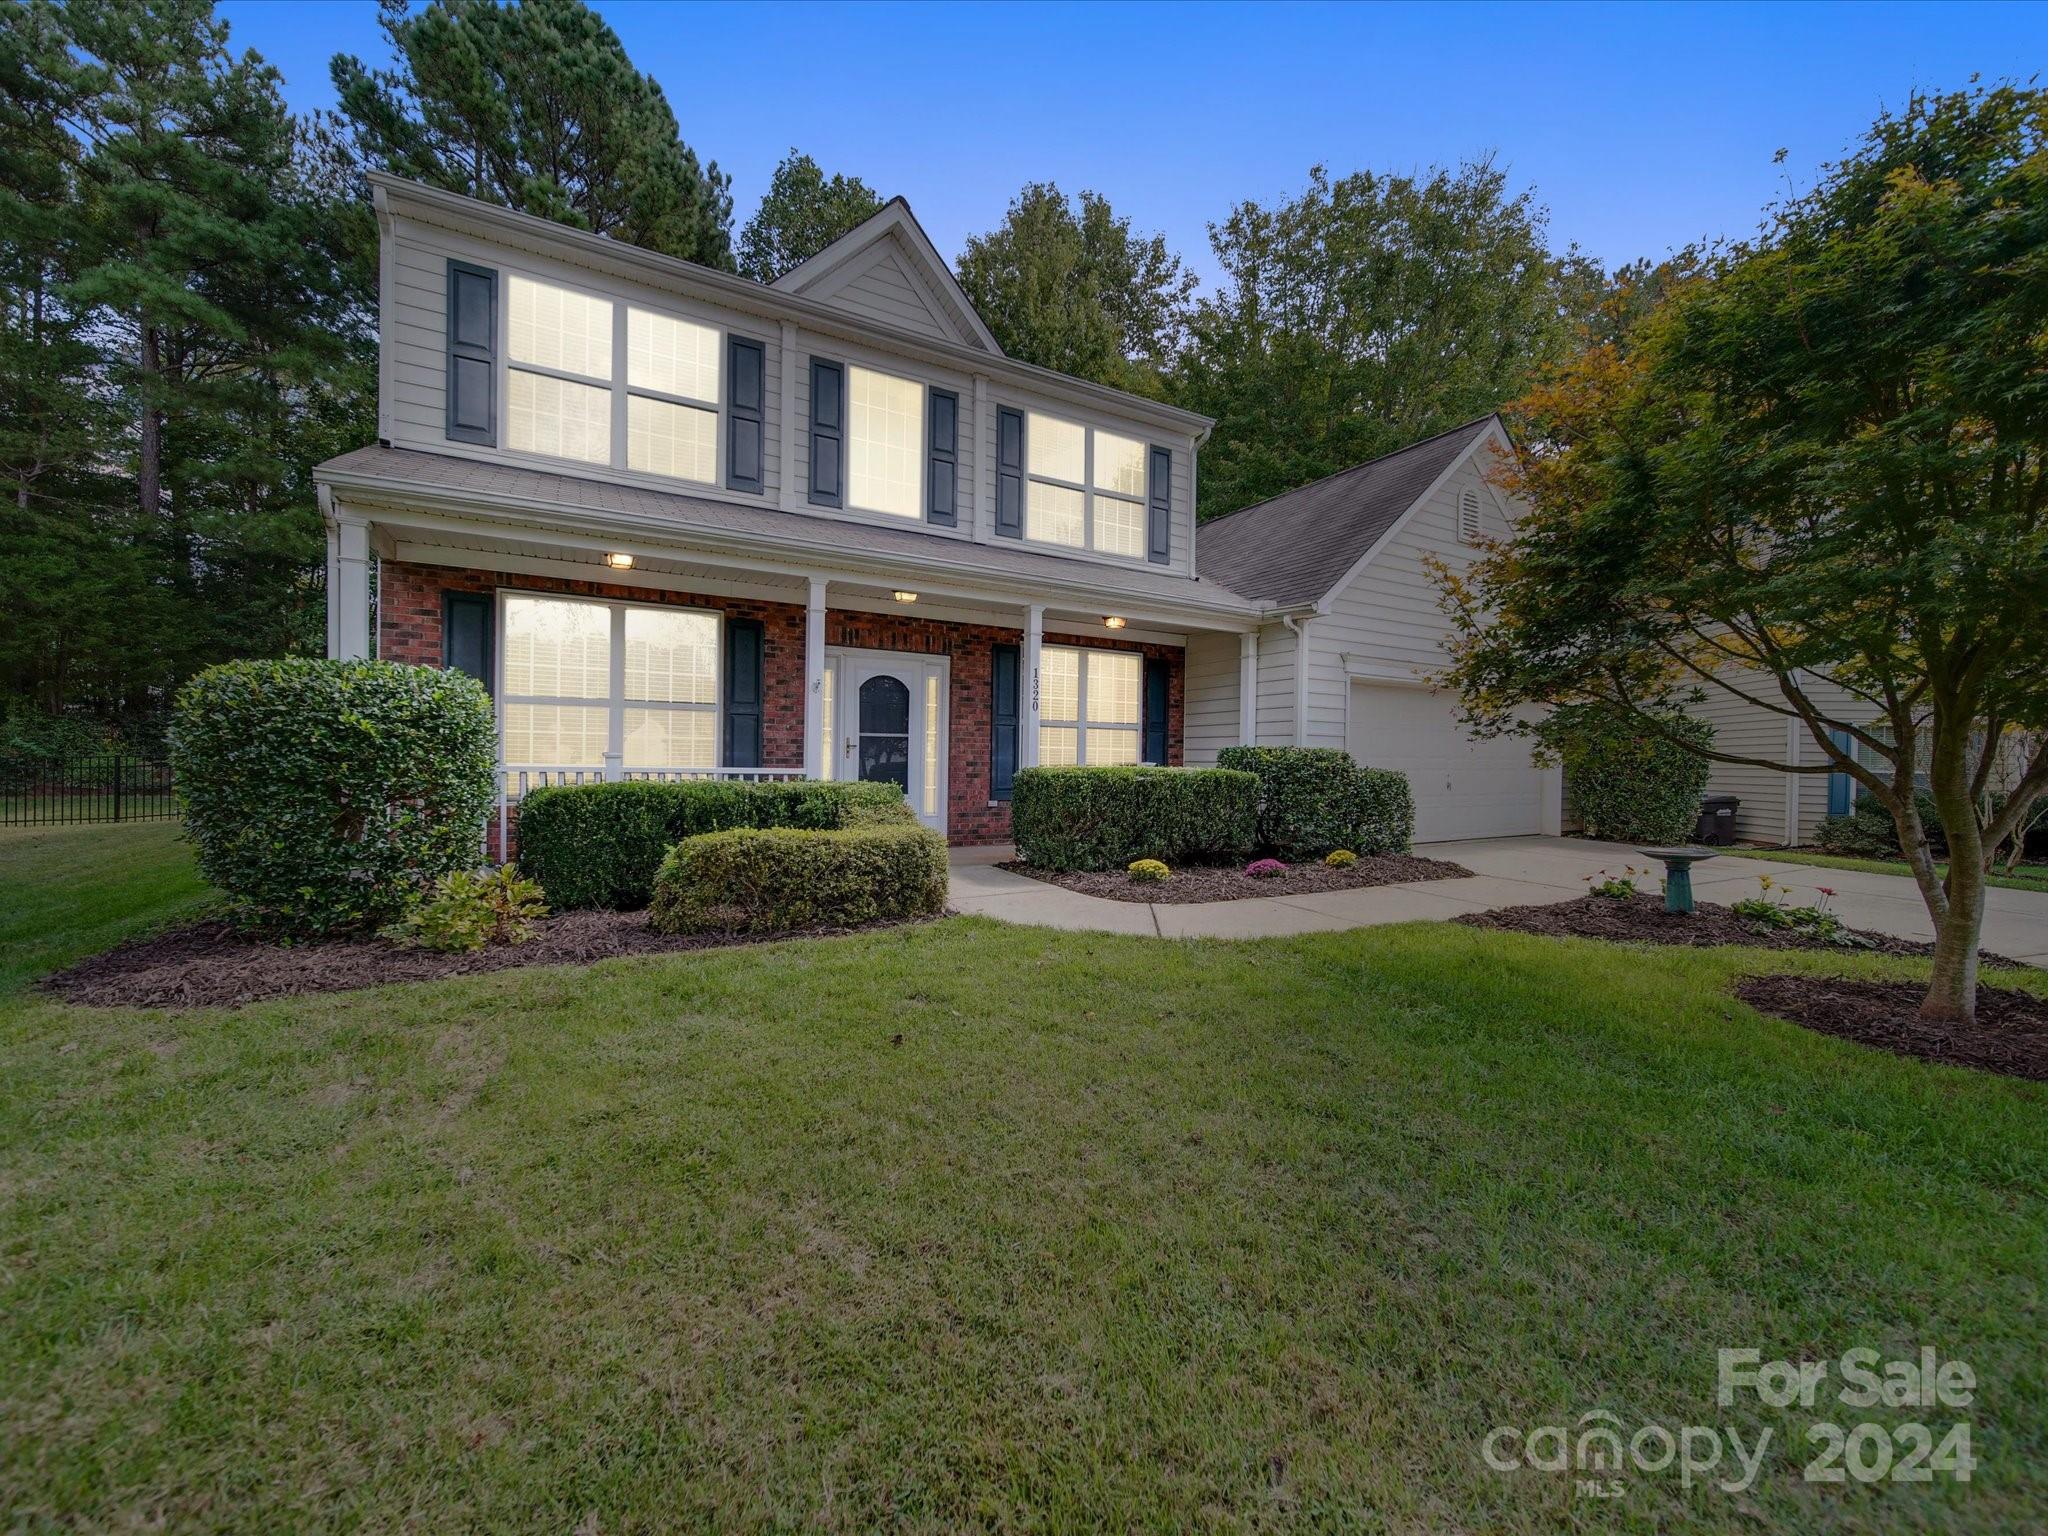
xmin=377 ymin=560 xmax=1184 ymax=845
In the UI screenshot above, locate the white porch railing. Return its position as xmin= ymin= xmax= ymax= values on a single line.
xmin=493 ymin=762 xmax=807 ymax=858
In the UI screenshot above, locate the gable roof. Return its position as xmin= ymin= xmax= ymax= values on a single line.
xmin=773 ymin=199 xmax=1003 ymax=355
xmin=1196 ymin=417 xmax=1504 ymax=609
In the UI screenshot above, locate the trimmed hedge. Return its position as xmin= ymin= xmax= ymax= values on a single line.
xmin=516 ymin=778 xmax=909 ymax=910
xmin=1215 ymin=746 xmax=1414 ymax=858
xmin=1010 ymin=765 xmax=1258 ymax=871
xmin=1547 ymin=706 xmax=1712 ymax=844
xmin=649 ymin=823 xmax=948 ymax=935
xmin=170 ymin=659 xmax=497 ymax=933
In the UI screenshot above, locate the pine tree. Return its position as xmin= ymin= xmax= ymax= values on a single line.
xmin=332 ymin=0 xmax=733 ymax=267
xmin=955 ymin=184 xmax=1193 ymax=395
xmin=737 ymin=150 xmax=884 ymax=282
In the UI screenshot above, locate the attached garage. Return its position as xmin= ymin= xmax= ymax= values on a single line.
xmin=1347 ymin=681 xmax=1549 ymax=843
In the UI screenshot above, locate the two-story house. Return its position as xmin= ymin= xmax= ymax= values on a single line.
xmin=319 ymin=175 xmax=1562 ymax=847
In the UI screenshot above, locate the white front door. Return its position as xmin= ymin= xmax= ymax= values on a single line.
xmin=831 ymin=649 xmax=948 ymax=834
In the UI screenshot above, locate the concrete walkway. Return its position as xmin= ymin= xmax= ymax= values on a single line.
xmin=948 ymin=837 xmax=2048 ymax=965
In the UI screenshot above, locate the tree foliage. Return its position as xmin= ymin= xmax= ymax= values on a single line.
xmin=737 ymin=148 xmax=883 ymax=282
xmin=1174 ymin=161 xmax=1583 ymax=518
xmin=1439 ymin=85 xmax=2048 ymax=1023
xmin=955 ymin=183 xmax=1194 ymax=394
xmin=332 ymin=0 xmax=732 ymax=267
xmin=0 ymin=0 xmax=373 ymax=723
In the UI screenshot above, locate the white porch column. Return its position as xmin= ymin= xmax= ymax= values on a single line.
xmin=1238 ymin=629 xmax=1259 ymax=745
xmin=804 ymin=576 xmax=828 ymax=777
xmin=329 ymin=512 xmax=372 ymax=661
xmin=1021 ymin=603 xmax=1044 ymax=768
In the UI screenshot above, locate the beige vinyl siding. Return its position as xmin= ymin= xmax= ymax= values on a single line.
xmin=973 ymin=387 xmax=1199 ymax=578
xmin=383 ymin=216 xmax=785 ymax=497
xmin=1183 ymin=630 xmax=1242 ymax=764
xmin=1300 ymin=454 xmax=1508 ymax=748
xmin=1254 ymin=621 xmax=1298 ymax=743
xmin=1691 ymin=668 xmax=1868 ymax=845
xmin=819 ymin=245 xmax=960 ymax=343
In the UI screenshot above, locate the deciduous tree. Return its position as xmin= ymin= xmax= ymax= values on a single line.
xmin=1438 ymin=86 xmax=2048 ymax=1024
xmin=956 ymin=183 xmax=1194 ymax=395
xmin=737 ymin=149 xmax=883 ymax=282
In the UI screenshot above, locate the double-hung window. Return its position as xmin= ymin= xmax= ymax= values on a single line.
xmin=847 ymin=364 xmax=924 ymax=517
xmin=503 ymin=272 xmax=725 ymax=487
xmin=1037 ymin=646 xmax=1141 ymax=766
xmin=1024 ymin=413 xmax=1149 ymax=558
xmin=499 ymin=594 xmax=720 ymax=771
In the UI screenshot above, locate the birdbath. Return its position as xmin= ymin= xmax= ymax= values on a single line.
xmin=1636 ymin=847 xmax=1717 ymax=914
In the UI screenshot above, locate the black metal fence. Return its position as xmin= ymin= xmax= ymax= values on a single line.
xmin=0 ymin=756 xmax=178 ymax=825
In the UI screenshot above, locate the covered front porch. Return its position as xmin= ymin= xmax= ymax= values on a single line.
xmin=324 ymin=498 xmax=1260 ymax=846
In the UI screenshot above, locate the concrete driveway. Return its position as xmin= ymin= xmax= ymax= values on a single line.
xmin=949 ymin=837 xmax=2048 ymax=965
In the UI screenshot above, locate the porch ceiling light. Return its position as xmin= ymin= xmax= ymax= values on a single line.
xmin=1102 ymin=615 xmax=1128 ymax=629
xmin=604 ymin=551 xmax=634 ymax=570
xmin=892 ymin=590 xmax=919 ymax=603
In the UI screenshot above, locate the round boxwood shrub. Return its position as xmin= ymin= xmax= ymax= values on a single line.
xmin=1128 ymin=858 xmax=1170 ymax=883
xmin=1010 ymin=765 xmax=1257 ymax=871
xmin=648 ymin=823 xmax=948 ymax=936
xmin=1546 ymin=704 xmax=1713 ymax=844
xmin=1215 ymin=746 xmax=1414 ymax=858
xmin=171 ymin=659 xmax=497 ymax=933
xmin=516 ymin=778 xmax=910 ymax=910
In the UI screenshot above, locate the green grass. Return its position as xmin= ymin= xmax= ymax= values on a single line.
xmin=1722 ymin=844 xmax=2048 ymax=894
xmin=2 ymin=826 xmax=2044 ymax=1532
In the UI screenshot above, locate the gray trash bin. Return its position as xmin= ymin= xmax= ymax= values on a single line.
xmin=1695 ymin=794 xmax=1739 ymax=846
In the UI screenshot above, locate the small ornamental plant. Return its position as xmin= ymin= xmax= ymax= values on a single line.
xmin=1128 ymin=858 xmax=1170 ymax=884
xmin=1731 ymin=876 xmax=1874 ymax=948
xmin=1245 ymin=858 xmax=1287 ymax=880
xmin=1324 ymin=849 xmax=1358 ymax=868
xmin=1585 ymin=866 xmax=1644 ymax=900
xmin=389 ymin=865 xmax=548 ymax=953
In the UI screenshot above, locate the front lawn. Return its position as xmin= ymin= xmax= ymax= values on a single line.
xmin=3 ymin=824 xmax=2044 ymax=1531
xmin=1723 ymin=844 xmax=2048 ymax=894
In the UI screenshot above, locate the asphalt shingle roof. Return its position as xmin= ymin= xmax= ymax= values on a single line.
xmin=1194 ymin=417 xmax=1498 ymax=608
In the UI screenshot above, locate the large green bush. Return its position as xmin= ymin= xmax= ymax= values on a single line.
xmin=516 ymin=778 xmax=908 ymax=909
xmin=649 ymin=823 xmax=948 ymax=935
xmin=1547 ymin=706 xmax=1713 ymax=844
xmin=1010 ymin=765 xmax=1258 ymax=871
xmin=171 ymin=659 xmax=497 ymax=933
xmin=1215 ymin=746 xmax=1414 ymax=858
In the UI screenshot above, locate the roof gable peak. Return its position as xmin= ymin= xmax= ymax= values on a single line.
xmin=772 ymin=199 xmax=1002 ymax=355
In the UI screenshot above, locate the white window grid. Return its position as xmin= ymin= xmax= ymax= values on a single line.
xmin=496 ymin=591 xmax=721 ymax=773
xmin=847 ymin=365 xmax=924 ymax=518
xmin=1021 ymin=412 xmax=1155 ymax=561
xmin=501 ymin=270 xmax=728 ymax=489
xmin=1038 ymin=645 xmax=1142 ymax=766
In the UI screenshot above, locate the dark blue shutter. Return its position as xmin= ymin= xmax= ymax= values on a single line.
xmin=995 ymin=407 xmax=1024 ymax=538
xmin=726 ymin=337 xmax=764 ymax=493
xmin=808 ymin=359 xmax=844 ymax=506
xmin=723 ymin=617 xmax=764 ymax=767
xmin=445 ymin=261 xmax=496 ymax=445
xmin=927 ymin=388 xmax=958 ymax=526
xmin=1146 ymin=445 xmax=1172 ymax=564
xmin=442 ymin=590 xmax=493 ymax=694
xmin=1827 ymin=728 xmax=1854 ymax=816
xmin=1142 ymin=657 xmax=1169 ymax=765
xmin=991 ymin=643 xmax=1020 ymax=800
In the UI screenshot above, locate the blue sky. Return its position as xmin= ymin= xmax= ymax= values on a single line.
xmin=221 ymin=0 xmax=2043 ymax=287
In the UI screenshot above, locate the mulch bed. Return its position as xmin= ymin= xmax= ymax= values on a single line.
xmin=39 ymin=910 xmax=926 ymax=1012
xmin=1734 ymin=974 xmax=2048 ymax=1082
xmin=1454 ymin=892 xmax=2018 ymax=963
xmin=998 ymin=852 xmax=1473 ymax=904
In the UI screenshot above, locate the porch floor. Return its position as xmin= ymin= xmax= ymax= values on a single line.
xmin=948 ymin=838 xmax=2048 ymax=963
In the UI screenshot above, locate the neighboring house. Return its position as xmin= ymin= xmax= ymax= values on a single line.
xmin=318 ymin=175 xmax=1555 ymax=846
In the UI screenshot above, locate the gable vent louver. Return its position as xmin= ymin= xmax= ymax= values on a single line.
xmin=1457 ymin=487 xmax=1484 ymax=543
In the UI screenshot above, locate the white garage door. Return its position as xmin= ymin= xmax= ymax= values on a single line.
xmin=1347 ymin=682 xmax=1547 ymax=843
